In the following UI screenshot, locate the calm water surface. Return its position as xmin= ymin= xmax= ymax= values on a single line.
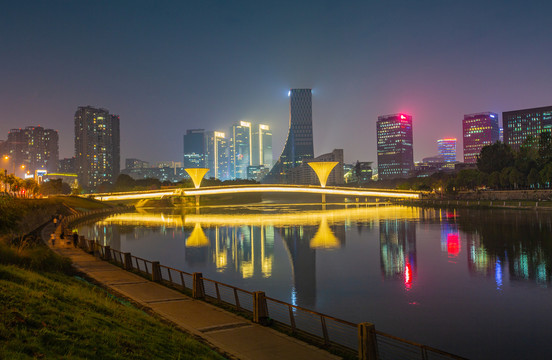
xmin=78 ymin=205 xmax=552 ymax=359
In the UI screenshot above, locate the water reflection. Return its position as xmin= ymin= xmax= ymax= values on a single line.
xmin=80 ymin=206 xmax=552 ymax=292
xmin=456 ymin=209 xmax=552 ymax=287
xmin=379 ymin=219 xmax=417 ymax=291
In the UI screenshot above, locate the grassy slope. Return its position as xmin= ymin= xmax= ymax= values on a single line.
xmin=0 ymin=263 xmax=224 ymax=360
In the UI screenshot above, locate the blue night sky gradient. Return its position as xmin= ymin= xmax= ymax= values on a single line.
xmin=1 ymin=1 xmax=552 ymax=165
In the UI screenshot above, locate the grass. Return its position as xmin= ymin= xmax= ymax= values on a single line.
xmin=0 ymin=261 xmax=225 ymax=359
xmin=51 ymin=195 xmax=113 ymax=211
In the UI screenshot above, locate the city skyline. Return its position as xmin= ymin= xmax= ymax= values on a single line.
xmin=2 ymin=1 xmax=552 ymax=166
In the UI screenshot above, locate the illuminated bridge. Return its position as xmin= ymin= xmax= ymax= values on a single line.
xmin=88 ymin=184 xmax=421 ymax=202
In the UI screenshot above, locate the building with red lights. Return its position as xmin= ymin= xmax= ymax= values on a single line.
xmin=462 ymin=112 xmax=499 ymax=164
xmin=377 ymin=113 xmax=413 ymax=180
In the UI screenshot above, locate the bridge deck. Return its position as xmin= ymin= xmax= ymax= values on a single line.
xmin=91 ymin=184 xmax=421 ymax=201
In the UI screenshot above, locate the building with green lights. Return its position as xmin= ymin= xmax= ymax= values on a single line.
xmin=503 ymin=106 xmax=552 ymax=151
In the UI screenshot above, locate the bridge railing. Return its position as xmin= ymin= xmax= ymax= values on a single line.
xmin=85 ymin=239 xmax=465 ymax=360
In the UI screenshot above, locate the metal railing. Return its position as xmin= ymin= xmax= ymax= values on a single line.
xmin=73 ymin=236 xmax=466 ymax=360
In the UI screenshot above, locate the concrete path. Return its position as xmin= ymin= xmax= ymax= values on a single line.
xmin=41 ymin=222 xmax=341 ymax=360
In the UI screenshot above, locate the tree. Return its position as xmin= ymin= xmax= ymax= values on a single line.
xmin=455 ymin=169 xmax=480 ymax=190
xmin=488 ymin=171 xmax=501 ymax=189
xmin=509 ymin=168 xmax=524 ymax=189
xmin=500 ymin=167 xmax=513 ymax=189
xmin=540 ymin=163 xmax=552 ymax=188
xmin=538 ymin=131 xmax=552 ymax=167
xmin=528 ymin=168 xmax=540 ymax=188
xmin=40 ymin=179 xmax=68 ymax=195
xmin=477 ymin=142 xmax=515 ymax=174
xmin=354 ymin=161 xmax=362 ymax=184
xmin=114 ymin=174 xmax=136 ymax=191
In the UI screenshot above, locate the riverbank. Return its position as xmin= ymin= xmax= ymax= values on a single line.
xmin=0 ymin=198 xmax=225 ymax=359
xmin=398 ymin=197 xmax=552 ymax=210
xmin=0 ymin=261 xmax=224 ymax=359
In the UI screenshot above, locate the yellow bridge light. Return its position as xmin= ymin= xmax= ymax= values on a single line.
xmin=308 ymin=161 xmax=339 ymax=188
xmin=309 ymin=217 xmax=340 ymax=249
xmin=185 ymin=168 xmax=209 ymax=189
xmin=186 ymin=223 xmax=209 ymax=247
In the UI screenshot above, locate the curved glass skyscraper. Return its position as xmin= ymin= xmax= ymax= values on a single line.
xmin=264 ymin=89 xmax=314 ymax=183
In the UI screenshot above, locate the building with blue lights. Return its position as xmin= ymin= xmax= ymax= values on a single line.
xmin=437 ymin=138 xmax=456 ymax=163
xmin=230 ymin=121 xmax=252 ymax=179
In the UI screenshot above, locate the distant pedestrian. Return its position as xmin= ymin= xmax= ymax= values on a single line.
xmin=72 ymin=232 xmax=79 ymax=248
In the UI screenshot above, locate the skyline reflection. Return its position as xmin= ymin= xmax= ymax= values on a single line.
xmin=78 ymin=205 xmax=552 ymax=292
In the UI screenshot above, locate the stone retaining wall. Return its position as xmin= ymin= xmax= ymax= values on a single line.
xmin=456 ymin=190 xmax=552 ymax=201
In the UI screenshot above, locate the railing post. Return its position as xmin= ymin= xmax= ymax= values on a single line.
xmin=358 ymin=322 xmax=379 ymax=360
xmin=103 ymin=245 xmax=112 ymax=261
xmin=253 ymin=291 xmax=269 ymax=325
xmin=152 ymin=261 xmax=161 ymax=282
xmin=124 ymin=252 xmax=133 ymax=270
xmin=192 ymin=272 xmax=205 ymax=299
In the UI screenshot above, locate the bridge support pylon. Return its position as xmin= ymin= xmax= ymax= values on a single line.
xmin=308 ymin=161 xmax=338 ymax=205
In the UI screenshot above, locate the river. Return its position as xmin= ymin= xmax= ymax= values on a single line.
xmin=77 ymin=204 xmax=552 ymax=359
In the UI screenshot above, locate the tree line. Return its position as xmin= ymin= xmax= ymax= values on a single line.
xmin=397 ymin=132 xmax=552 ymax=193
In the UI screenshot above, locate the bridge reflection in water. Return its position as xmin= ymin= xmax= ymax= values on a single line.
xmin=87 ymin=206 xmax=423 ymax=308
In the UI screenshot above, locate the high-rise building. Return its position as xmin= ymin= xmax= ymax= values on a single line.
xmin=503 ymin=106 xmax=552 ymax=151
xmin=230 ymin=121 xmax=252 ymax=179
xmin=58 ymin=157 xmax=76 ymax=173
xmin=125 ymin=158 xmax=149 ymax=170
xmin=251 ymin=124 xmax=273 ymax=167
xmin=205 ymin=131 xmax=229 ymax=180
xmin=183 ymin=129 xmax=206 ymax=168
xmin=5 ymin=126 xmax=59 ymax=174
xmin=462 ymin=112 xmax=499 ymax=164
xmin=377 ymin=114 xmax=413 ymax=180
xmin=74 ymin=106 xmax=120 ymax=189
xmin=289 ymin=149 xmax=344 ymax=185
xmin=437 ymin=138 xmax=457 ymax=163
xmin=265 ymin=89 xmax=314 ymax=183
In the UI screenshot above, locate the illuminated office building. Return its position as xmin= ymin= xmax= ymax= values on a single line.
xmin=230 ymin=121 xmax=252 ymax=179
xmin=5 ymin=126 xmax=59 ymax=174
xmin=437 ymin=138 xmax=457 ymax=163
xmin=462 ymin=112 xmax=499 ymax=164
xmin=183 ymin=129 xmax=206 ymax=168
xmin=74 ymin=106 xmax=120 ymax=189
xmin=377 ymin=113 xmax=413 ymax=180
xmin=251 ymin=124 xmax=272 ymax=167
xmin=265 ymin=89 xmax=314 ymax=183
xmin=503 ymin=106 xmax=552 ymax=151
xmin=205 ymin=131 xmax=229 ymax=180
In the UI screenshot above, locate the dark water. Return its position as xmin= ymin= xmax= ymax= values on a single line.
xmin=77 ymin=205 xmax=552 ymax=359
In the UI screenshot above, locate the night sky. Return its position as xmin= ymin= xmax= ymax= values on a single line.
xmin=2 ymin=1 xmax=552 ymax=165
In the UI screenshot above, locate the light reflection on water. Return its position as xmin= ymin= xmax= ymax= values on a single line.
xmin=77 ymin=205 xmax=552 ymax=360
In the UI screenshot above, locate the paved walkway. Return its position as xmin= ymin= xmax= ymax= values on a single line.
xmin=41 ymin=222 xmax=341 ymax=360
